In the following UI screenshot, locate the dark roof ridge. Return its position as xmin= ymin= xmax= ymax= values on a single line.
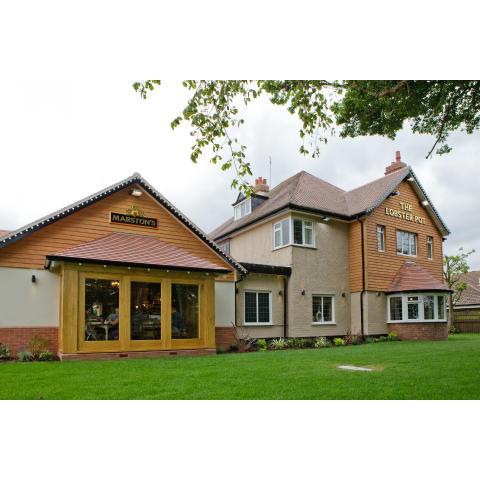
xmin=296 ymin=170 xmax=346 ymax=193
xmin=346 ymin=165 xmax=410 ymax=194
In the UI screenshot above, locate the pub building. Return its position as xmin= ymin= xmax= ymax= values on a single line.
xmin=0 ymin=153 xmax=452 ymax=359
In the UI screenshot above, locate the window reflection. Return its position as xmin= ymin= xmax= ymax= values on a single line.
xmin=85 ymin=279 xmax=120 ymax=341
xmin=171 ymin=284 xmax=199 ymax=339
xmin=131 ymin=282 xmax=161 ymax=340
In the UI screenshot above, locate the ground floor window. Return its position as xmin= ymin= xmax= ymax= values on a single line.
xmin=312 ymin=295 xmax=335 ymax=324
xmin=388 ymin=293 xmax=447 ymax=323
xmin=131 ymin=281 xmax=161 ymax=340
xmin=244 ymin=291 xmax=271 ymax=324
xmin=171 ymin=284 xmax=199 ymax=339
xmin=85 ymin=278 xmax=120 ymax=341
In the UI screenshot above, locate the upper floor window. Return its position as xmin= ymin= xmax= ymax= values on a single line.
xmin=427 ymin=236 xmax=433 ymax=259
xmin=234 ymin=198 xmax=251 ymax=220
xmin=376 ymin=225 xmax=385 ymax=252
xmin=219 ymin=240 xmax=230 ymax=255
xmin=293 ymin=218 xmax=315 ymax=247
xmin=273 ymin=218 xmax=291 ymax=249
xmin=396 ymin=230 xmax=417 ymax=256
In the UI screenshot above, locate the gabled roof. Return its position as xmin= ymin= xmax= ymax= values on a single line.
xmin=387 ymin=261 xmax=451 ymax=293
xmin=210 ymin=166 xmax=450 ymax=240
xmin=455 ymin=271 xmax=480 ymax=306
xmin=46 ymin=232 xmax=231 ymax=273
xmin=0 ymin=172 xmax=246 ymax=275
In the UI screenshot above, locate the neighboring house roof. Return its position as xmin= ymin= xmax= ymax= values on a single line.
xmin=455 ymin=271 xmax=480 ymax=307
xmin=210 ymin=166 xmax=450 ymax=240
xmin=46 ymin=232 xmax=231 ymax=273
xmin=0 ymin=172 xmax=246 ymax=275
xmin=387 ymin=261 xmax=451 ymax=293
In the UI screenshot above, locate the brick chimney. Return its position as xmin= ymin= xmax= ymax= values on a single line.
xmin=385 ymin=150 xmax=407 ymax=175
xmin=252 ymin=176 xmax=269 ymax=194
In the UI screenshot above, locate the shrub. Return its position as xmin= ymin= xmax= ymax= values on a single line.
xmin=351 ymin=335 xmax=363 ymax=345
xmin=286 ymin=338 xmax=308 ymax=349
xmin=333 ymin=337 xmax=345 ymax=347
xmin=38 ymin=350 xmax=56 ymax=361
xmin=17 ymin=350 xmax=33 ymax=362
xmin=314 ymin=336 xmax=330 ymax=348
xmin=387 ymin=331 xmax=399 ymax=341
xmin=269 ymin=338 xmax=287 ymax=350
xmin=365 ymin=336 xmax=375 ymax=344
xmin=374 ymin=336 xmax=389 ymax=343
xmin=303 ymin=337 xmax=316 ymax=348
xmin=0 ymin=342 xmax=10 ymax=360
xmin=231 ymin=323 xmax=256 ymax=352
xmin=448 ymin=325 xmax=459 ymax=334
xmin=28 ymin=336 xmax=49 ymax=359
xmin=256 ymin=339 xmax=268 ymax=352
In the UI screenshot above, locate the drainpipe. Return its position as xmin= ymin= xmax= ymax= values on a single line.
xmin=283 ymin=276 xmax=289 ymax=338
xmin=234 ymin=274 xmax=244 ymax=327
xmin=359 ymin=218 xmax=366 ymax=337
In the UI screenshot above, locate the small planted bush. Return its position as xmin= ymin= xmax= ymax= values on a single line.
xmin=387 ymin=331 xmax=399 ymax=341
xmin=17 ymin=350 xmax=33 ymax=362
xmin=286 ymin=338 xmax=308 ymax=349
xmin=28 ymin=335 xmax=50 ymax=360
xmin=38 ymin=350 xmax=56 ymax=361
xmin=314 ymin=336 xmax=330 ymax=348
xmin=448 ymin=325 xmax=459 ymax=334
xmin=333 ymin=337 xmax=345 ymax=347
xmin=0 ymin=342 xmax=10 ymax=360
xmin=269 ymin=338 xmax=287 ymax=350
xmin=256 ymin=339 xmax=268 ymax=352
xmin=351 ymin=335 xmax=363 ymax=345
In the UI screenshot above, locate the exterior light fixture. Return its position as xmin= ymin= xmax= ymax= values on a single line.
xmin=421 ymin=200 xmax=429 ymax=206
xmin=130 ymin=188 xmax=143 ymax=197
xmin=31 ymin=274 xmax=36 ymax=283
xmin=301 ymin=289 xmax=305 ymax=295
xmin=390 ymin=190 xmax=400 ymax=197
xmin=341 ymin=292 xmax=346 ymax=298
xmin=323 ymin=217 xmax=331 ymax=222
xmin=278 ymin=290 xmax=283 ymax=296
xmin=407 ymin=177 xmax=414 ymax=182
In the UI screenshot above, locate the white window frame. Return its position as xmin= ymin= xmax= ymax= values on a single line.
xmin=427 ymin=236 xmax=433 ymax=260
xmin=387 ymin=293 xmax=447 ymax=323
xmin=234 ymin=198 xmax=251 ymax=220
xmin=244 ymin=290 xmax=272 ymax=325
xmin=312 ymin=294 xmax=336 ymax=325
xmin=377 ymin=225 xmax=385 ymax=252
xmin=396 ymin=230 xmax=417 ymax=257
xmin=273 ymin=218 xmax=291 ymax=249
xmin=293 ymin=218 xmax=316 ymax=248
xmin=273 ymin=216 xmax=316 ymax=250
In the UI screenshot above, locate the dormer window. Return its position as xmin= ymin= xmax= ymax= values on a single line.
xmin=234 ymin=198 xmax=251 ymax=220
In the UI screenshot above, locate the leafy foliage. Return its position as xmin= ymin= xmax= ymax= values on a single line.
xmin=333 ymin=337 xmax=345 ymax=347
xmin=17 ymin=350 xmax=33 ymax=362
xmin=0 ymin=342 xmax=10 ymax=360
xmin=256 ymin=338 xmax=268 ymax=352
xmin=314 ymin=336 xmax=331 ymax=348
xmin=28 ymin=336 xmax=50 ymax=359
xmin=269 ymin=338 xmax=287 ymax=350
xmin=133 ymin=80 xmax=480 ymax=191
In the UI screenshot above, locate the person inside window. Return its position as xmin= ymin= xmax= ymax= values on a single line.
xmin=106 ymin=307 xmax=120 ymax=340
xmin=171 ymin=305 xmax=185 ymax=337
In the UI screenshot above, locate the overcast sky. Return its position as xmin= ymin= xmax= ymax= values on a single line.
xmin=0 ymin=79 xmax=479 ymax=269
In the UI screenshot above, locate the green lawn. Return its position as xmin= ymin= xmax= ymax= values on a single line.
xmin=1 ymin=334 xmax=479 ymax=400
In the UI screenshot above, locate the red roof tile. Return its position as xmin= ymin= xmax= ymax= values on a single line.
xmin=388 ymin=261 xmax=451 ymax=293
xmin=47 ymin=232 xmax=231 ymax=272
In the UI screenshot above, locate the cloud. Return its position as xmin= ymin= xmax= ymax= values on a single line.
xmin=0 ymin=80 xmax=479 ymax=269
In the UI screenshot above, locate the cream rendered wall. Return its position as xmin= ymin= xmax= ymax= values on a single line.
xmin=236 ymin=273 xmax=285 ymax=338
xmin=215 ymin=281 xmax=235 ymax=327
xmin=229 ymin=214 xmax=292 ymax=267
xmin=288 ymin=220 xmax=351 ymax=337
xmin=350 ymin=292 xmax=362 ymax=335
xmin=0 ymin=267 xmax=60 ymax=327
xmin=364 ymin=291 xmax=388 ymax=335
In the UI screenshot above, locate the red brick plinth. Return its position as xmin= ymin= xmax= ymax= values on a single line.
xmin=388 ymin=322 xmax=448 ymax=340
xmin=0 ymin=327 xmax=59 ymax=356
xmin=60 ymin=349 xmax=216 ymax=361
xmin=215 ymin=326 xmax=236 ymax=350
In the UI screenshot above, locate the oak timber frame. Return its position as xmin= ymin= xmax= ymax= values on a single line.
xmin=58 ymin=262 xmax=216 ymax=355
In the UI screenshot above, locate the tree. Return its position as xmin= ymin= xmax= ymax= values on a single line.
xmin=133 ymin=80 xmax=480 ymax=193
xmin=443 ymin=248 xmax=475 ymax=326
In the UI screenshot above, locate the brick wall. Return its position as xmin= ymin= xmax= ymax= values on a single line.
xmin=0 ymin=327 xmax=59 ymax=356
xmin=215 ymin=326 xmax=236 ymax=350
xmin=388 ymin=322 xmax=448 ymax=340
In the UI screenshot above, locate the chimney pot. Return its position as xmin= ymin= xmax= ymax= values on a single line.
xmin=385 ymin=150 xmax=407 ymax=175
xmin=396 ymin=151 xmax=401 ymax=162
xmin=253 ymin=176 xmax=270 ymax=193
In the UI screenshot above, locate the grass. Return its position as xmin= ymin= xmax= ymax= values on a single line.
xmin=1 ymin=334 xmax=479 ymax=400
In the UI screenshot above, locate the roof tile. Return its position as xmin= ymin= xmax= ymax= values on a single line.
xmin=388 ymin=261 xmax=451 ymax=293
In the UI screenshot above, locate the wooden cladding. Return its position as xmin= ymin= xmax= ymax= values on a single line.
xmin=349 ymin=180 xmax=444 ymax=293
xmin=0 ymin=184 xmax=233 ymax=277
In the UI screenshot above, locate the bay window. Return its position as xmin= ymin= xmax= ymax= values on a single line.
xmin=293 ymin=218 xmax=315 ymax=247
xmin=396 ymin=230 xmax=417 ymax=256
xmin=273 ymin=218 xmax=291 ymax=248
xmin=388 ymin=293 xmax=447 ymax=322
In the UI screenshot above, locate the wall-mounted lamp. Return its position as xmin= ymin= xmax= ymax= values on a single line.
xmin=278 ymin=290 xmax=283 ymax=296
xmin=407 ymin=177 xmax=414 ymax=182
xmin=31 ymin=274 xmax=36 ymax=283
xmin=389 ymin=190 xmax=400 ymax=197
xmin=235 ymin=287 xmax=239 ymax=294
xmin=323 ymin=217 xmax=331 ymax=223
xmin=130 ymin=188 xmax=143 ymax=197
xmin=341 ymin=292 xmax=346 ymax=298
xmin=301 ymin=289 xmax=305 ymax=296
xmin=376 ymin=292 xmax=382 ymax=297
xmin=421 ymin=200 xmax=429 ymax=207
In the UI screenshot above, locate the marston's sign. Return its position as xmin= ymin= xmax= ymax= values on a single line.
xmin=110 ymin=212 xmax=158 ymax=228
xmin=385 ymin=201 xmax=426 ymax=225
